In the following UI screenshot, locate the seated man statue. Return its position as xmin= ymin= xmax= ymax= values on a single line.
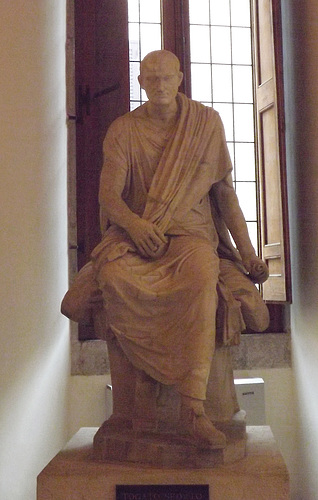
xmin=62 ymin=50 xmax=269 ymax=451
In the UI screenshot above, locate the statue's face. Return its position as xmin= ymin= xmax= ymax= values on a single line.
xmin=139 ymin=57 xmax=183 ymax=108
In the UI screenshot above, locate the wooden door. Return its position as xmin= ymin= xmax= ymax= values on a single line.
xmin=75 ymin=0 xmax=129 ymax=338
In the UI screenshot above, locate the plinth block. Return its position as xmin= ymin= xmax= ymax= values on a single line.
xmin=93 ymin=412 xmax=247 ymax=468
xmin=37 ymin=426 xmax=289 ymax=500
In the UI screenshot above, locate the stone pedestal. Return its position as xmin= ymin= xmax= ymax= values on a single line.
xmin=37 ymin=426 xmax=289 ymax=499
xmin=93 ymin=410 xmax=247 ymax=467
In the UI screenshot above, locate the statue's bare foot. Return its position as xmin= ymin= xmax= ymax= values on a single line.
xmin=180 ymin=402 xmax=226 ymax=449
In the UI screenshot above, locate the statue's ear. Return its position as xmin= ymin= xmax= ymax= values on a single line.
xmin=178 ymin=71 xmax=184 ymax=86
xmin=138 ymin=74 xmax=144 ymax=89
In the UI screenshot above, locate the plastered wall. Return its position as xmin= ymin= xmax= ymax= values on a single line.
xmin=283 ymin=0 xmax=318 ymax=498
xmin=0 ymin=2 xmax=69 ymax=499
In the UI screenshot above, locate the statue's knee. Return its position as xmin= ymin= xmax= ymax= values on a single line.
xmin=241 ymin=299 xmax=270 ymax=332
xmin=98 ymin=261 xmax=120 ymax=289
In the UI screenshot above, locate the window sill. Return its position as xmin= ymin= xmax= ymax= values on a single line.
xmin=231 ymin=332 xmax=291 ymax=370
xmin=71 ymin=320 xmax=291 ymax=375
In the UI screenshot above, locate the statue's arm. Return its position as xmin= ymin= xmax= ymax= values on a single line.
xmin=99 ymin=159 xmax=138 ymax=234
xmin=99 ymin=162 xmax=166 ymax=258
xmin=212 ymin=175 xmax=269 ymax=283
xmin=99 ymin=128 xmax=167 ymax=258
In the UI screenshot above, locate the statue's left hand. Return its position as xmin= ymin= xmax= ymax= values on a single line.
xmin=243 ymin=255 xmax=269 ymax=284
xmin=125 ymin=217 xmax=168 ymax=259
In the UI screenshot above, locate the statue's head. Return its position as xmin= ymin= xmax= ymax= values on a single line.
xmin=138 ymin=50 xmax=183 ymax=107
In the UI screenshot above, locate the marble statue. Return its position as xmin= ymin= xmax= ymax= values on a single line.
xmin=62 ymin=50 xmax=269 ymax=464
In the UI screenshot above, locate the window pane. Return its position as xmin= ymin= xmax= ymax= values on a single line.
xmin=233 ymin=65 xmax=253 ymax=103
xmin=230 ymin=0 xmax=251 ymax=27
xmin=129 ymin=61 xmax=141 ymax=101
xmin=128 ymin=0 xmax=139 ymax=22
xmin=227 ymin=142 xmax=235 ymax=173
xmin=130 ymin=101 xmax=140 ymax=111
xmin=189 ymin=0 xmax=210 ymax=24
xmin=211 ymin=26 xmax=231 ymax=64
xmin=235 ymin=182 xmax=257 ymax=220
xmin=246 ymin=221 xmax=258 ymax=252
xmin=140 ymin=0 xmax=161 ymax=23
xmin=140 ymin=23 xmax=161 ymax=58
xmin=235 ymin=143 xmax=256 ymax=181
xmin=213 ymin=103 xmax=234 ymax=142
xmin=210 ymin=0 xmax=230 ymax=26
xmin=232 ymin=27 xmax=252 ymax=64
xmin=190 ymin=25 xmax=211 ymax=63
xmin=189 ymin=0 xmax=259 ymax=257
xmin=129 ymin=23 xmax=140 ymax=60
xmin=234 ymin=103 xmax=254 ymax=142
xmin=191 ymin=63 xmax=212 ymax=102
xmin=128 ymin=0 xmax=162 ymax=108
xmin=212 ymin=64 xmax=232 ymax=102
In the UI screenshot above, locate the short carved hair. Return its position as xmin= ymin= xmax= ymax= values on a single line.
xmin=140 ymin=50 xmax=180 ymax=75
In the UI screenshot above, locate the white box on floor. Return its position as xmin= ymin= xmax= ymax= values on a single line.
xmin=234 ymin=377 xmax=266 ymax=425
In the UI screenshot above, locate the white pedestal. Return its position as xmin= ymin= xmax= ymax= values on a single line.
xmin=37 ymin=426 xmax=289 ymax=500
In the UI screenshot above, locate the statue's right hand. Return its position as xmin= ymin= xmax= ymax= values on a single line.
xmin=126 ymin=218 xmax=168 ymax=259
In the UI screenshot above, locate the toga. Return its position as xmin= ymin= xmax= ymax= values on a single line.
xmin=91 ymin=93 xmax=250 ymax=400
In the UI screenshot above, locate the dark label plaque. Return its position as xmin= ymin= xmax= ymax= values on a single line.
xmin=116 ymin=484 xmax=209 ymax=500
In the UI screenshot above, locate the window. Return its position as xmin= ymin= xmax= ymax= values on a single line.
xmin=126 ymin=0 xmax=290 ymax=301
xmin=189 ymin=0 xmax=258 ymax=254
xmin=73 ymin=0 xmax=290 ymax=340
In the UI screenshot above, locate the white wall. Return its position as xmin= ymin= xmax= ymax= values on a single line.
xmin=0 ymin=2 xmax=69 ymax=499
xmin=282 ymin=0 xmax=318 ymax=498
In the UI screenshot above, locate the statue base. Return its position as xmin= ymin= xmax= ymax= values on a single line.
xmin=37 ymin=426 xmax=289 ymax=500
xmin=93 ymin=410 xmax=247 ymax=467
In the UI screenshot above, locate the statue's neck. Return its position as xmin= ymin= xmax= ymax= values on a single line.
xmin=146 ymin=100 xmax=179 ymax=129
